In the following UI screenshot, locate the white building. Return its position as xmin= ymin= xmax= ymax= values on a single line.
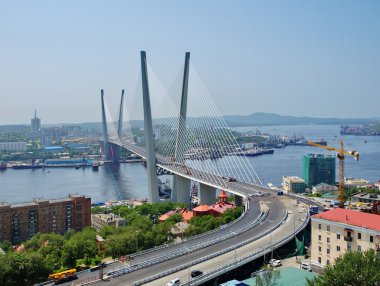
xmin=311 ymin=208 xmax=380 ymax=272
xmin=282 ymin=176 xmax=306 ymax=193
xmin=0 ymin=142 xmax=27 ymax=152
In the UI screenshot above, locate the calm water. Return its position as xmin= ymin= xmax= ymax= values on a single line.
xmin=0 ymin=125 xmax=379 ymax=204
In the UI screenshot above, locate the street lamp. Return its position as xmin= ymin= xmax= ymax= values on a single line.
xmin=232 ymin=231 xmax=237 ymax=262
xmin=135 ymin=230 xmax=140 ymax=253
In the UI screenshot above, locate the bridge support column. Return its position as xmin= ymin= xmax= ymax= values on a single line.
xmin=234 ymin=195 xmax=243 ymax=207
xmin=172 ymin=175 xmax=191 ymax=203
xmin=175 ymin=52 xmax=190 ymax=163
xmin=141 ymin=51 xmax=160 ymax=203
xmin=199 ymin=184 xmax=216 ymax=205
xmin=100 ymin=90 xmax=111 ymax=161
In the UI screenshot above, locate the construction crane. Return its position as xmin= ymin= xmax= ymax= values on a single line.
xmin=307 ymin=140 xmax=359 ymax=208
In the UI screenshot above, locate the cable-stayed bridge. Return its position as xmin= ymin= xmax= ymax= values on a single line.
xmin=101 ymin=51 xmax=265 ymax=205
xmin=89 ymin=51 xmax=313 ymax=286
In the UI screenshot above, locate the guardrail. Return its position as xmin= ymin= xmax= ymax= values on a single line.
xmin=183 ymin=211 xmax=310 ymax=286
xmin=131 ymin=209 xmax=291 ymax=286
xmin=105 ymin=209 xmax=268 ymax=281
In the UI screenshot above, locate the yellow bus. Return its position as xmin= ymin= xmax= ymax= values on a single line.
xmin=48 ymin=268 xmax=77 ymax=283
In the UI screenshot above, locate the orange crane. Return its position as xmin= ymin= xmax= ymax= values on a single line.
xmin=307 ymin=140 xmax=359 ymax=208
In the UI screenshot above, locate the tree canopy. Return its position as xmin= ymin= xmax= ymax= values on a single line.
xmin=307 ymin=249 xmax=380 ymax=286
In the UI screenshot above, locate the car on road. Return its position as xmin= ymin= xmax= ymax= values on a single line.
xmin=228 ymin=177 xmax=237 ymax=182
xmin=301 ymin=263 xmax=312 ymax=272
xmin=268 ymin=259 xmax=282 ymax=267
xmin=191 ymin=270 xmax=203 ymax=278
xmin=166 ymin=278 xmax=181 ymax=286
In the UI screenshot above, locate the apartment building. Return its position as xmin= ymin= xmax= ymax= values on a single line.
xmin=0 ymin=194 xmax=91 ymax=244
xmin=282 ymin=176 xmax=306 ymax=193
xmin=311 ymin=208 xmax=380 ymax=272
xmin=91 ymin=213 xmax=125 ymax=231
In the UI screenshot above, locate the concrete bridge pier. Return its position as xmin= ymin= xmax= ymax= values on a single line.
xmin=172 ymin=175 xmax=191 ymax=203
xmin=234 ymin=195 xmax=243 ymax=207
xmin=199 ymin=184 xmax=216 ymax=205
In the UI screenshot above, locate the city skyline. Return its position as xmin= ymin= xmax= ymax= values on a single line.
xmin=1 ymin=1 xmax=379 ymax=124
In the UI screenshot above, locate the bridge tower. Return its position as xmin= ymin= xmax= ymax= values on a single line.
xmin=141 ymin=51 xmax=160 ymax=203
xmin=100 ymin=90 xmax=124 ymax=163
xmin=100 ymin=90 xmax=111 ymax=161
xmin=172 ymin=52 xmax=192 ymax=203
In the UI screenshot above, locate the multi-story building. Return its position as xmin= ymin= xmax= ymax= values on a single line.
xmin=303 ymin=153 xmax=336 ymax=188
xmin=310 ymin=208 xmax=380 ymax=272
xmin=282 ymin=176 xmax=306 ymax=193
xmin=0 ymin=142 xmax=27 ymax=152
xmin=0 ymin=194 xmax=91 ymax=244
xmin=91 ymin=213 xmax=125 ymax=231
xmin=31 ymin=110 xmax=41 ymax=133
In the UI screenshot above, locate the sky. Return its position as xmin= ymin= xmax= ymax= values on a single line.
xmin=0 ymin=1 xmax=379 ymax=124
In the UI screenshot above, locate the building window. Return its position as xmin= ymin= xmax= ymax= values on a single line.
xmin=347 ymin=242 xmax=352 ymax=251
xmin=327 ymin=249 xmax=330 ymax=255
xmin=318 ymin=224 xmax=322 ymax=230
xmin=370 ymin=236 xmax=374 ymax=243
xmin=358 ymin=245 xmax=362 ymax=251
xmin=327 ymin=260 xmax=330 ymax=265
xmin=318 ymin=257 xmax=321 ymax=264
xmin=327 ymin=237 xmax=330 ymax=243
xmin=337 ymin=246 xmax=341 ymax=251
xmin=327 ymin=225 xmax=330 ymax=232
xmin=318 ymin=246 xmax=322 ymax=252
xmin=318 ymin=235 xmax=322 ymax=241
xmin=337 ymin=233 xmax=341 ymax=239
xmin=358 ymin=233 xmax=361 ymax=240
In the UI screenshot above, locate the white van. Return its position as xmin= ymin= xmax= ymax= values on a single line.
xmin=166 ymin=278 xmax=181 ymax=286
xmin=301 ymin=263 xmax=312 ymax=271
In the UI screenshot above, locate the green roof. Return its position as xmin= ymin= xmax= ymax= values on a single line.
xmin=243 ymin=267 xmax=317 ymax=286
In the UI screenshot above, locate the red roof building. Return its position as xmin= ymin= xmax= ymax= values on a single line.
xmin=193 ymin=190 xmax=235 ymax=218
xmin=159 ymin=209 xmax=194 ymax=223
xmin=310 ymin=208 xmax=380 ymax=270
xmin=312 ymin=208 xmax=380 ymax=232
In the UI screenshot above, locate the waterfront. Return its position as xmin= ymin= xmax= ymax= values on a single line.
xmin=0 ymin=125 xmax=379 ymax=204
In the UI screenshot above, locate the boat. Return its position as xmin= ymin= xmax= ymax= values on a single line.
xmin=235 ymin=148 xmax=274 ymax=156
xmin=44 ymin=158 xmax=93 ymax=168
xmin=12 ymin=164 xmax=42 ymax=169
xmin=230 ymin=147 xmax=274 ymax=157
xmin=0 ymin=161 xmax=7 ymax=170
xmin=295 ymin=138 xmax=327 ymax=146
xmin=92 ymin=161 xmax=99 ymax=171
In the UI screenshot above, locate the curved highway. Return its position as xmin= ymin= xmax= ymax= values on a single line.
xmin=93 ymin=193 xmax=292 ymax=286
xmin=82 ymin=142 xmax=314 ymax=286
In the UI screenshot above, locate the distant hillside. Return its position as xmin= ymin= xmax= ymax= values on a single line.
xmin=2 ymin=113 xmax=379 ymax=131
xmin=223 ymin=112 xmax=379 ymax=127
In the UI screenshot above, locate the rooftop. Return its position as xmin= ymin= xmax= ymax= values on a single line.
xmin=283 ymin=176 xmax=305 ymax=182
xmin=243 ymin=266 xmax=316 ymax=286
xmin=312 ymin=208 xmax=380 ymax=232
xmin=305 ymin=153 xmax=335 ymax=159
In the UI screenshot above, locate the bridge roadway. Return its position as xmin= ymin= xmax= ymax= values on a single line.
xmin=97 ymin=194 xmax=300 ymax=286
xmin=92 ymin=142 xmax=313 ymax=285
xmin=112 ymin=141 xmax=272 ymax=197
xmin=149 ymin=200 xmax=307 ymax=286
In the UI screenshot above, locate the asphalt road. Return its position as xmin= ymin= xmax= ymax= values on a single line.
xmin=99 ymin=194 xmax=288 ymax=286
xmin=77 ymin=142 xmax=315 ymax=286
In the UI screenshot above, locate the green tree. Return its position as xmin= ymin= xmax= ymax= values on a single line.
xmin=255 ymin=265 xmax=281 ymax=286
xmin=0 ymin=252 xmax=51 ymax=286
xmin=306 ymin=249 xmax=380 ymax=286
xmin=166 ymin=213 xmax=183 ymax=224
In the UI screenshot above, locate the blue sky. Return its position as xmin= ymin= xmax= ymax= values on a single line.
xmin=0 ymin=1 xmax=379 ymax=124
